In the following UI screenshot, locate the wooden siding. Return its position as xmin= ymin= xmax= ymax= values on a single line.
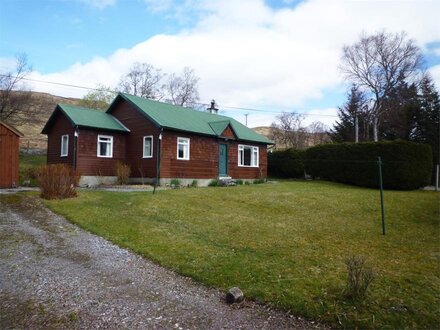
xmin=160 ymin=131 xmax=219 ymax=179
xmin=220 ymin=125 xmax=236 ymax=139
xmin=228 ymin=142 xmax=267 ymax=179
xmin=159 ymin=130 xmax=267 ymax=179
xmin=46 ymin=111 xmax=75 ymax=167
xmin=76 ymin=129 xmax=126 ymax=176
xmin=0 ymin=123 xmax=20 ymax=188
xmin=110 ymin=100 xmax=160 ymax=178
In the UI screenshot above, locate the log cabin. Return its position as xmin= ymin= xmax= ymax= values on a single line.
xmin=42 ymin=93 xmax=272 ymax=186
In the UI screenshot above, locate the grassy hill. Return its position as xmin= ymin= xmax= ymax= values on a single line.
xmin=13 ymin=92 xmax=82 ymax=151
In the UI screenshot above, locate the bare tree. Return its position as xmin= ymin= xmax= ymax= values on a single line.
xmin=307 ymin=121 xmax=330 ymax=145
xmin=340 ymin=31 xmax=423 ymax=141
xmin=79 ymin=84 xmax=116 ymax=110
xmin=164 ymin=67 xmax=200 ymax=107
xmin=0 ymin=54 xmax=34 ymax=124
xmin=118 ymin=62 xmax=164 ymax=100
xmin=270 ymin=112 xmax=307 ymax=149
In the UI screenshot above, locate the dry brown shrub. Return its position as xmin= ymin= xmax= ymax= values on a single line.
xmin=116 ymin=162 xmax=131 ymax=185
xmin=37 ymin=164 xmax=80 ymax=199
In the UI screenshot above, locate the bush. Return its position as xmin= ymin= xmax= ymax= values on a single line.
xmin=253 ymin=178 xmax=266 ymax=184
xmin=235 ymin=179 xmax=243 ymax=185
xmin=116 ymin=162 xmax=131 ymax=185
xmin=344 ymin=255 xmax=374 ymax=301
xmin=208 ymin=179 xmax=219 ymax=187
xmin=170 ymin=178 xmax=181 ymax=187
xmin=305 ymin=140 xmax=432 ymax=190
xmin=38 ymin=164 xmax=80 ymax=200
xmin=190 ymin=180 xmax=198 ymax=188
xmin=268 ymin=149 xmax=305 ymax=178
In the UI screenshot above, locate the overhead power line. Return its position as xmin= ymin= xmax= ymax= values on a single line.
xmin=0 ymin=74 xmax=339 ymax=118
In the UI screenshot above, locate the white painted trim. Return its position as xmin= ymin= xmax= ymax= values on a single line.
xmin=60 ymin=134 xmax=68 ymax=157
xmin=177 ymin=137 xmax=190 ymax=160
xmin=97 ymin=134 xmax=113 ymax=158
xmin=142 ymin=135 xmax=153 ymax=158
xmin=238 ymin=144 xmax=259 ymax=167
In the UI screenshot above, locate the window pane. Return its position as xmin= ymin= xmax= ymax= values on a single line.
xmin=144 ymin=137 xmax=152 ymax=157
xmin=178 ymin=145 xmax=184 ymax=158
xmin=244 ymin=147 xmax=251 ymax=166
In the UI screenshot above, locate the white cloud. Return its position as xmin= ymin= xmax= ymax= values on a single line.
xmin=428 ymin=64 xmax=440 ymax=89
xmin=24 ymin=0 xmax=440 ymax=126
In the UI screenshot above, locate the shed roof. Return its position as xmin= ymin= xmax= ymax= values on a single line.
xmin=0 ymin=121 xmax=23 ymax=137
xmin=42 ymin=104 xmax=129 ymax=134
xmin=109 ymin=93 xmax=272 ymax=144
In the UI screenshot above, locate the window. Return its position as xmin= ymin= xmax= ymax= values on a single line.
xmin=97 ymin=135 xmax=113 ymax=158
xmin=143 ymin=136 xmax=153 ymax=158
xmin=238 ymin=145 xmax=259 ymax=167
xmin=177 ymin=137 xmax=190 ymax=160
xmin=60 ymin=135 xmax=68 ymax=157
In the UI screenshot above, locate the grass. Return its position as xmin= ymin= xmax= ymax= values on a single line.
xmin=43 ymin=180 xmax=440 ymax=328
xmin=19 ymin=154 xmax=46 ymax=186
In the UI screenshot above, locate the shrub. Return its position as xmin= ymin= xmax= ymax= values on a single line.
xmin=170 ymin=178 xmax=181 ymax=188
xmin=235 ymin=179 xmax=243 ymax=185
xmin=253 ymin=178 xmax=266 ymax=184
xmin=38 ymin=164 xmax=80 ymax=200
xmin=344 ymin=255 xmax=374 ymax=301
xmin=116 ymin=162 xmax=131 ymax=185
xmin=208 ymin=179 xmax=219 ymax=187
xmin=268 ymin=149 xmax=305 ymax=178
xmin=305 ymin=140 xmax=432 ymax=190
xmin=190 ymin=180 xmax=198 ymax=187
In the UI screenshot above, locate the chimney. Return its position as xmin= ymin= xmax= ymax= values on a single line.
xmin=207 ymin=99 xmax=218 ymax=114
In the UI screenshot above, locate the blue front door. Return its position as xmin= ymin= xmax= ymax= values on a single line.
xmin=219 ymin=143 xmax=228 ymax=177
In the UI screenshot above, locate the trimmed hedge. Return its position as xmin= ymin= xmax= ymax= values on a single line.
xmin=304 ymin=140 xmax=432 ymax=190
xmin=268 ymin=149 xmax=305 ymax=178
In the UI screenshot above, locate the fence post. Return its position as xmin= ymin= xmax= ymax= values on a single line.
xmin=378 ymin=157 xmax=386 ymax=235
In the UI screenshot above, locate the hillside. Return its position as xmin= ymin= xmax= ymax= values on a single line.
xmin=13 ymin=92 xmax=82 ymax=151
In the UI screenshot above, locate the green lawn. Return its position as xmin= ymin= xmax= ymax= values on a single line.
xmin=44 ymin=181 xmax=439 ymax=328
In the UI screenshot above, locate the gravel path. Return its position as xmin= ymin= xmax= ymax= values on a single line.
xmin=0 ymin=193 xmax=321 ymax=329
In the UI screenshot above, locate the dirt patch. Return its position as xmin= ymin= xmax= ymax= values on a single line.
xmin=0 ymin=194 xmax=323 ymax=329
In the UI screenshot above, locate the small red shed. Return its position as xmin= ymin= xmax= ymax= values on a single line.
xmin=0 ymin=121 xmax=23 ymax=188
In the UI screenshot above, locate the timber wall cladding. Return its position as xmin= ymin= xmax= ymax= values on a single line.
xmin=46 ymin=111 xmax=75 ymax=166
xmin=76 ymin=129 xmax=127 ymax=176
xmin=0 ymin=124 xmax=20 ymax=188
xmin=160 ymin=131 xmax=219 ymax=179
xmin=110 ymin=100 xmax=160 ymax=178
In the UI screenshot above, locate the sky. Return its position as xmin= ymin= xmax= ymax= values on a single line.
xmin=0 ymin=0 xmax=439 ymax=128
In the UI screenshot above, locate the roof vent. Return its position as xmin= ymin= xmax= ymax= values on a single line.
xmin=207 ymin=99 xmax=218 ymax=114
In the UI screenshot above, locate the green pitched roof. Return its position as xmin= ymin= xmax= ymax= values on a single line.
xmin=42 ymin=104 xmax=129 ymax=134
xmin=112 ymin=93 xmax=272 ymax=144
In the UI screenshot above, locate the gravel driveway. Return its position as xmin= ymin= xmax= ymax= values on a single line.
xmin=0 ymin=193 xmax=321 ymax=329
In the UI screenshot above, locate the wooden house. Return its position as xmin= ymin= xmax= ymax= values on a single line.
xmin=42 ymin=93 xmax=272 ymax=186
xmin=0 ymin=121 xmax=23 ymax=188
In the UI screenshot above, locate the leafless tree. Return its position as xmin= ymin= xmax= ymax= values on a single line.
xmin=307 ymin=121 xmax=330 ymax=145
xmin=118 ymin=62 xmax=164 ymax=100
xmin=270 ymin=112 xmax=307 ymax=149
xmin=164 ymin=67 xmax=200 ymax=107
xmin=340 ymin=31 xmax=423 ymax=141
xmin=0 ymin=54 xmax=34 ymax=124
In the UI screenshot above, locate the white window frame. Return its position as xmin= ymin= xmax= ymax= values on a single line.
xmin=97 ymin=135 xmax=113 ymax=158
xmin=238 ymin=144 xmax=259 ymax=167
xmin=177 ymin=137 xmax=190 ymax=160
xmin=60 ymin=134 xmax=69 ymax=157
xmin=143 ymin=136 xmax=153 ymax=158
